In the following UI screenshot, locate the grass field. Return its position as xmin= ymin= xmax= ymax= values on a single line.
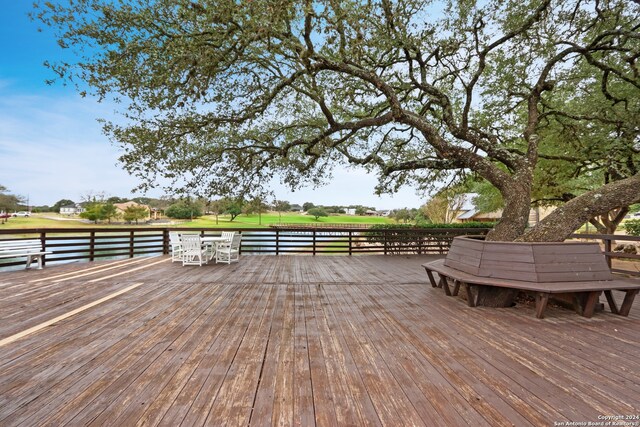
xmin=174 ymin=212 xmax=393 ymax=228
xmin=170 ymin=213 xmax=394 ymax=228
xmin=0 ymin=212 xmax=395 ymax=230
xmin=0 ymin=215 xmax=96 ymax=229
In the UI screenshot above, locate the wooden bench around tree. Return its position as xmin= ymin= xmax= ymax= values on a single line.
xmin=0 ymin=239 xmax=51 ymax=270
xmin=422 ymin=236 xmax=640 ymax=319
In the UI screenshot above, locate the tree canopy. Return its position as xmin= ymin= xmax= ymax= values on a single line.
xmin=0 ymin=185 xmax=23 ymax=213
xmin=80 ymin=202 xmax=107 ymax=223
xmin=165 ymin=199 xmax=203 ymax=219
xmin=123 ymin=205 xmax=149 ymax=224
xmin=307 ymin=207 xmax=329 ymax=220
xmin=421 ymin=188 xmax=467 ymax=224
xmin=35 ymin=0 xmax=640 ymax=241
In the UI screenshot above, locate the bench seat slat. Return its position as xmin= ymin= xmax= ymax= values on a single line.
xmin=0 ymin=252 xmax=48 ymax=258
xmin=0 ymin=245 xmax=43 ymax=251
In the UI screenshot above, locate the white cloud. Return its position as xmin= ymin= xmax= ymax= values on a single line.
xmin=0 ymin=92 xmax=152 ymax=205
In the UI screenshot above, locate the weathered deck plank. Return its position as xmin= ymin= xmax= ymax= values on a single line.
xmin=0 ymin=255 xmax=638 ymax=426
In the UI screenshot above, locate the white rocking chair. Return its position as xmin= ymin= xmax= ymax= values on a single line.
xmin=216 ymin=233 xmax=241 ymax=264
xmin=169 ymin=231 xmax=183 ymax=262
xmin=181 ymin=234 xmax=210 ymax=266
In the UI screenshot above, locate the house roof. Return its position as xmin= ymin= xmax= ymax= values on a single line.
xmin=457 ymin=209 xmax=478 ymax=220
xmin=114 ymin=201 xmax=149 ymax=210
xmin=459 ymin=209 xmax=503 ymax=220
xmin=474 ymin=210 xmax=502 ymax=219
xmin=455 ymin=193 xmax=502 ymax=221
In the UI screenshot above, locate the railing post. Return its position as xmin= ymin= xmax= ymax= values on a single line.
xmin=129 ymin=231 xmax=135 ymax=258
xmin=40 ymin=231 xmax=47 ymax=267
xmin=383 ymin=230 xmax=388 ymax=255
xmin=349 ymin=231 xmax=353 ymax=256
xmin=89 ymin=231 xmax=95 ymax=262
xmin=604 ymin=237 xmax=612 ymax=269
xmin=162 ymin=229 xmax=169 ymax=255
xmin=276 ymin=229 xmax=280 ymax=256
xmin=313 ymin=229 xmax=317 ymax=256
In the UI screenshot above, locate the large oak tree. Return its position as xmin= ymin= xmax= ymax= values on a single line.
xmin=35 ymin=0 xmax=640 ymax=241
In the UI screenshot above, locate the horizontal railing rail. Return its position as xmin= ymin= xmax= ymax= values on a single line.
xmin=4 ymin=228 xmax=636 ymax=274
xmin=0 ymin=227 xmax=491 ymax=269
xmin=570 ymin=233 xmax=640 ymax=277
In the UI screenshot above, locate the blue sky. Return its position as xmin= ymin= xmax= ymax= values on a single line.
xmin=0 ymin=2 xmax=425 ymax=209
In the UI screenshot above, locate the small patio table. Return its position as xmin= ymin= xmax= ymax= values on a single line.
xmin=201 ymin=236 xmax=231 ymax=258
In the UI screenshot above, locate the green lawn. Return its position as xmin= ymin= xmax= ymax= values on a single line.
xmin=0 ymin=212 xmax=395 ymax=230
xmin=181 ymin=212 xmax=394 ymax=228
xmin=0 ymin=214 xmax=94 ymax=229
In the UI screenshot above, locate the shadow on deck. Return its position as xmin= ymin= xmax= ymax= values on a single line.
xmin=0 ymin=255 xmax=638 ymax=426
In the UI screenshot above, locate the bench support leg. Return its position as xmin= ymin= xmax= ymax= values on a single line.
xmin=425 ymin=269 xmax=438 ymax=288
xmin=604 ymin=290 xmax=619 ymax=315
xmin=619 ymin=289 xmax=639 ymax=316
xmin=604 ymin=289 xmax=638 ymax=316
xmin=581 ymin=291 xmax=601 ymax=318
xmin=535 ymin=293 xmax=550 ymax=319
xmin=452 ymin=280 xmax=461 ymax=297
xmin=439 ymin=275 xmax=452 ymax=296
xmin=25 ymin=255 xmax=44 ymax=270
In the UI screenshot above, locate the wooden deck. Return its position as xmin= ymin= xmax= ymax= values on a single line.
xmin=1 ymin=255 xmax=639 ymax=426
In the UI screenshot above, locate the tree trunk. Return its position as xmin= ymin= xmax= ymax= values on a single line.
xmin=519 ymin=173 xmax=640 ymax=242
xmin=485 ymin=177 xmax=532 ymax=242
xmin=475 ymin=176 xmax=533 ymax=306
xmin=589 ymin=207 xmax=629 ymax=235
xmin=475 ymin=287 xmax=520 ymax=308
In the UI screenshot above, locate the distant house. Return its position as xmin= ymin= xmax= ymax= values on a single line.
xmin=453 ymin=194 xmax=554 ymax=225
xmin=113 ymin=201 xmax=151 ymax=220
xmin=453 ymin=193 xmax=501 ymax=223
xmin=345 ymin=208 xmax=357 ymax=216
xmin=457 ymin=209 xmax=503 ymax=223
xmin=60 ymin=204 xmax=85 ymax=215
xmin=289 ymin=204 xmax=303 ymax=212
xmin=149 ymin=208 xmax=163 ymax=220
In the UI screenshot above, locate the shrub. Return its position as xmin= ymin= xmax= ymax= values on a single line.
xmin=165 ymin=201 xmax=202 ymax=219
xmin=368 ymin=222 xmax=496 ymax=230
xmin=364 ymin=222 xmax=494 ymax=254
xmin=624 ymin=219 xmax=640 ymax=236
